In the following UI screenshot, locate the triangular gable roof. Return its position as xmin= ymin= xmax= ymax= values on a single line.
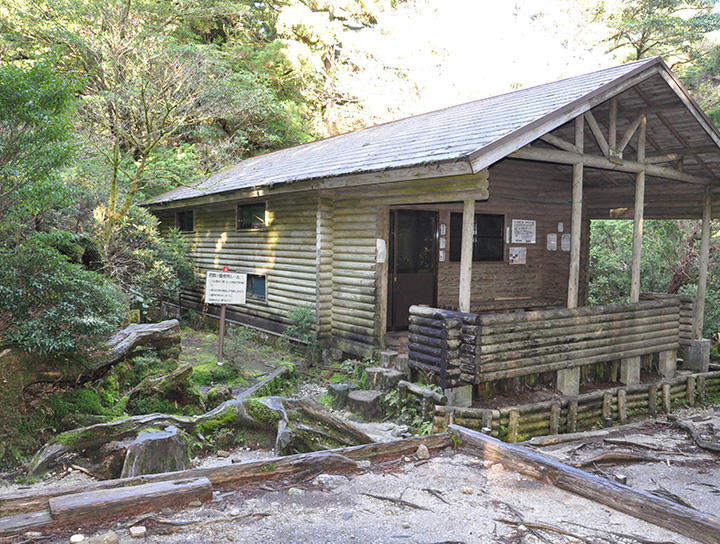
xmin=149 ymin=57 xmax=720 ymax=206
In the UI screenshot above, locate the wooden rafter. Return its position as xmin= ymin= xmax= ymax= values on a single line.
xmin=584 ymin=110 xmax=610 ymax=158
xmin=510 ymin=145 xmax=710 ymax=185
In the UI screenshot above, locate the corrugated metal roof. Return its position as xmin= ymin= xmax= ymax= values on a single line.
xmin=149 ymin=58 xmax=661 ymax=205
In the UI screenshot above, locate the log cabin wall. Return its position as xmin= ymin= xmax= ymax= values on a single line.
xmin=155 ymin=194 xmax=319 ymax=335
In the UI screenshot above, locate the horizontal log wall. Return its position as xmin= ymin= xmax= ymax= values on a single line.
xmin=434 ymin=371 xmax=720 ymax=442
xmin=155 ymin=195 xmax=319 ymax=335
xmin=640 ymin=292 xmax=695 ymax=347
xmin=475 ymin=298 xmax=681 ymax=382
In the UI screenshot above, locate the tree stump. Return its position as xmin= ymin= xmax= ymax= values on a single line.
xmin=347 ymin=390 xmax=382 ymax=420
xmin=120 ymin=426 xmax=190 ymax=478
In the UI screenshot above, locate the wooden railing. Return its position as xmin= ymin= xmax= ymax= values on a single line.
xmin=408 ymin=294 xmax=693 ymax=389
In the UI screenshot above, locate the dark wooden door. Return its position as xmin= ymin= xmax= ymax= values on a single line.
xmin=387 ymin=210 xmax=438 ymax=330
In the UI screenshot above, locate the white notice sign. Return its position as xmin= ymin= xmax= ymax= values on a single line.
xmin=561 ymin=234 xmax=571 ymax=252
xmin=512 ymin=219 xmax=536 ymax=244
xmin=205 ymin=271 xmax=247 ymax=305
xmin=547 ymin=233 xmax=557 ymax=251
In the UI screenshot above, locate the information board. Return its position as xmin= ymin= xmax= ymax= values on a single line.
xmin=511 ymin=219 xmax=536 ymax=244
xmin=205 ymin=271 xmax=247 ymax=305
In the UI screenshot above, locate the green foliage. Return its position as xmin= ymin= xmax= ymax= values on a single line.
xmin=33 ymin=386 xmax=126 ymax=433
xmin=0 ymin=235 xmax=127 ymax=355
xmin=101 ymin=206 xmax=195 ymax=320
xmin=0 ymin=63 xmax=77 ymax=234
xmin=190 ymin=362 xmax=248 ymax=387
xmin=597 ymin=0 xmax=720 ymax=67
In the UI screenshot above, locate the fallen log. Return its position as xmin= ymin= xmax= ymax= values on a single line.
xmin=670 ymin=420 xmax=720 ymax=453
xmin=573 ymin=452 xmax=662 ymax=468
xmin=449 ymin=424 xmax=720 ymax=544
xmin=49 ymin=477 xmax=212 ymax=522
xmin=96 ymin=320 xmax=182 ymax=372
xmin=1 ymin=433 xmax=453 ymax=518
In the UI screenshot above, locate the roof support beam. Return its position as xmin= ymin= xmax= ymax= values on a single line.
xmin=609 ymin=97 xmax=618 ymax=152
xmin=630 ymin=118 xmax=647 ymax=303
xmin=540 ymin=133 xmax=581 ymax=154
xmin=509 ymin=146 xmax=709 ymax=185
xmin=568 ymin=117 xmax=584 ymax=309
xmin=694 ymin=184 xmax=713 ymax=339
xmin=458 ymin=199 xmax=475 ymax=313
xmin=584 ymin=110 xmax=609 ymax=158
xmin=618 ymin=113 xmax=646 ymax=153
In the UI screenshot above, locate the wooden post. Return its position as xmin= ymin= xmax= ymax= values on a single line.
xmin=567 ymin=116 xmax=584 ymax=308
xmin=507 ymin=409 xmax=519 ymax=443
xmin=688 ymin=376 xmax=696 ymax=407
xmin=549 ymin=402 xmax=561 ymax=435
xmin=217 ymin=304 xmax=226 ymax=365
xmin=608 ymin=96 xmax=617 ymax=152
xmin=617 ymin=389 xmax=627 ymax=425
xmin=567 ymin=400 xmax=578 ymax=433
xmin=375 ymin=205 xmax=389 ymax=346
xmin=648 ymin=384 xmax=657 ymax=417
xmin=629 ymin=117 xmax=646 ymax=303
xmin=662 ymin=383 xmax=671 ymax=413
xmin=458 ymin=199 xmax=475 ymax=313
xmin=602 ymin=392 xmax=612 ymax=425
xmin=698 ymin=375 xmax=706 ymax=404
xmin=693 ymin=184 xmax=712 ymax=339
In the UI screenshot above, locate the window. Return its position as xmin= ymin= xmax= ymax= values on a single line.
xmin=175 ymin=210 xmax=194 ymax=232
xmin=237 ymin=203 xmax=266 ymax=229
xmin=449 ymin=213 xmax=504 ymax=262
xmin=247 ymin=274 xmax=266 ymax=301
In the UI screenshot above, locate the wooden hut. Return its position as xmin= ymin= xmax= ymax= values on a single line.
xmin=147 ymin=57 xmax=720 ymax=396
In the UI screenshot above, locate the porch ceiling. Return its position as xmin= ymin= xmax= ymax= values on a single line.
xmin=521 ymin=71 xmax=720 ymax=220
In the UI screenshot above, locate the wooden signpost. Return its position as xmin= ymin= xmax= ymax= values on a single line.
xmin=205 ymin=268 xmax=247 ymax=365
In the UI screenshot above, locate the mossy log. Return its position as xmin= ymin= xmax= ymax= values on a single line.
xmin=27 ymin=392 xmax=373 ymax=478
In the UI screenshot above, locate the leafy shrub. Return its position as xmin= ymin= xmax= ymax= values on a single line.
xmin=284 ymin=304 xmax=316 ymax=343
xmin=0 ymin=236 xmax=127 ymax=355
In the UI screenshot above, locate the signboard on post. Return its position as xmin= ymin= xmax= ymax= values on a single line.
xmin=205 ymin=270 xmax=247 ymax=365
xmin=205 ymin=271 xmax=247 ymax=305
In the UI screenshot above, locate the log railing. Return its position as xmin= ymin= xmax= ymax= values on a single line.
xmin=408 ymin=294 xmax=690 ymax=389
xmin=434 ymin=370 xmax=720 ymax=443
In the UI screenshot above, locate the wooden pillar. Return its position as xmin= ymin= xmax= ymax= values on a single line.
xmin=629 ymin=117 xmax=646 ymax=303
xmin=693 ymin=184 xmax=712 ymax=339
xmin=316 ymin=197 xmax=334 ymax=342
xmin=567 ymin=116 xmax=584 ymax=308
xmin=458 ymin=199 xmax=475 ymax=313
xmin=374 ymin=205 xmax=389 ymax=348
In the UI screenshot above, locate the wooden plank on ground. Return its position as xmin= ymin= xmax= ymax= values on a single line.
xmin=0 ymin=509 xmax=53 ymax=535
xmin=448 ymin=424 xmax=720 ymax=544
xmin=48 ymin=477 xmax=213 ymax=522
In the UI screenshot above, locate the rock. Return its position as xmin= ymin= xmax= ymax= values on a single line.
xmin=86 ymin=531 xmax=120 ymax=544
xmin=356 ymin=460 xmax=371 ymax=469
xmin=129 ymin=526 xmax=147 ymax=538
xmin=188 ymin=499 xmax=203 ymax=507
xmin=217 ymin=450 xmax=231 ymax=458
xmin=402 ymin=522 xmax=411 ymax=529
xmin=206 ymin=384 xmax=232 ymax=410
xmin=461 ymin=487 xmax=474 ymax=495
xmin=288 ymin=487 xmax=305 ymax=496
xmin=415 ymin=444 xmax=430 ymax=460
xmin=391 ymin=425 xmax=409 ymax=437
xmin=120 ymin=426 xmax=189 ymax=478
xmin=70 ymin=535 xmax=85 ymax=543
xmin=347 ymin=390 xmax=382 ymax=420
xmin=24 ymin=532 xmax=43 ymax=538
xmin=328 ymin=383 xmax=357 ymax=407
xmin=313 ymin=473 xmax=349 ymax=490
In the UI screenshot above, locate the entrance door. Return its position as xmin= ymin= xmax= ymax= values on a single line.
xmin=387 ymin=210 xmax=438 ymax=330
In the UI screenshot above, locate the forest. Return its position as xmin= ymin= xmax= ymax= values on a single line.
xmin=1 ymin=0 xmax=720 ymax=471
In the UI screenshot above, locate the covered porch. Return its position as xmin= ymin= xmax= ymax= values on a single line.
xmin=403 ymin=68 xmax=720 ymax=400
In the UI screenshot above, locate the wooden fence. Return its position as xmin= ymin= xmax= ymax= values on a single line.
xmin=433 ymin=370 xmax=720 ymax=442
xmin=408 ymin=294 xmax=694 ymax=389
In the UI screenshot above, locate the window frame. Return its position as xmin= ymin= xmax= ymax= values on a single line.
xmin=236 ymin=202 xmax=267 ymax=230
xmin=246 ymin=273 xmax=267 ymax=302
xmin=449 ymin=212 xmax=505 ymax=262
xmin=175 ymin=209 xmax=195 ymax=233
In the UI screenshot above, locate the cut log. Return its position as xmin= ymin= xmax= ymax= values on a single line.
xmin=398 ymin=380 xmax=448 ymax=405
xmin=49 ymin=477 xmax=212 ymax=522
xmin=449 ymin=424 xmax=720 ymax=544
